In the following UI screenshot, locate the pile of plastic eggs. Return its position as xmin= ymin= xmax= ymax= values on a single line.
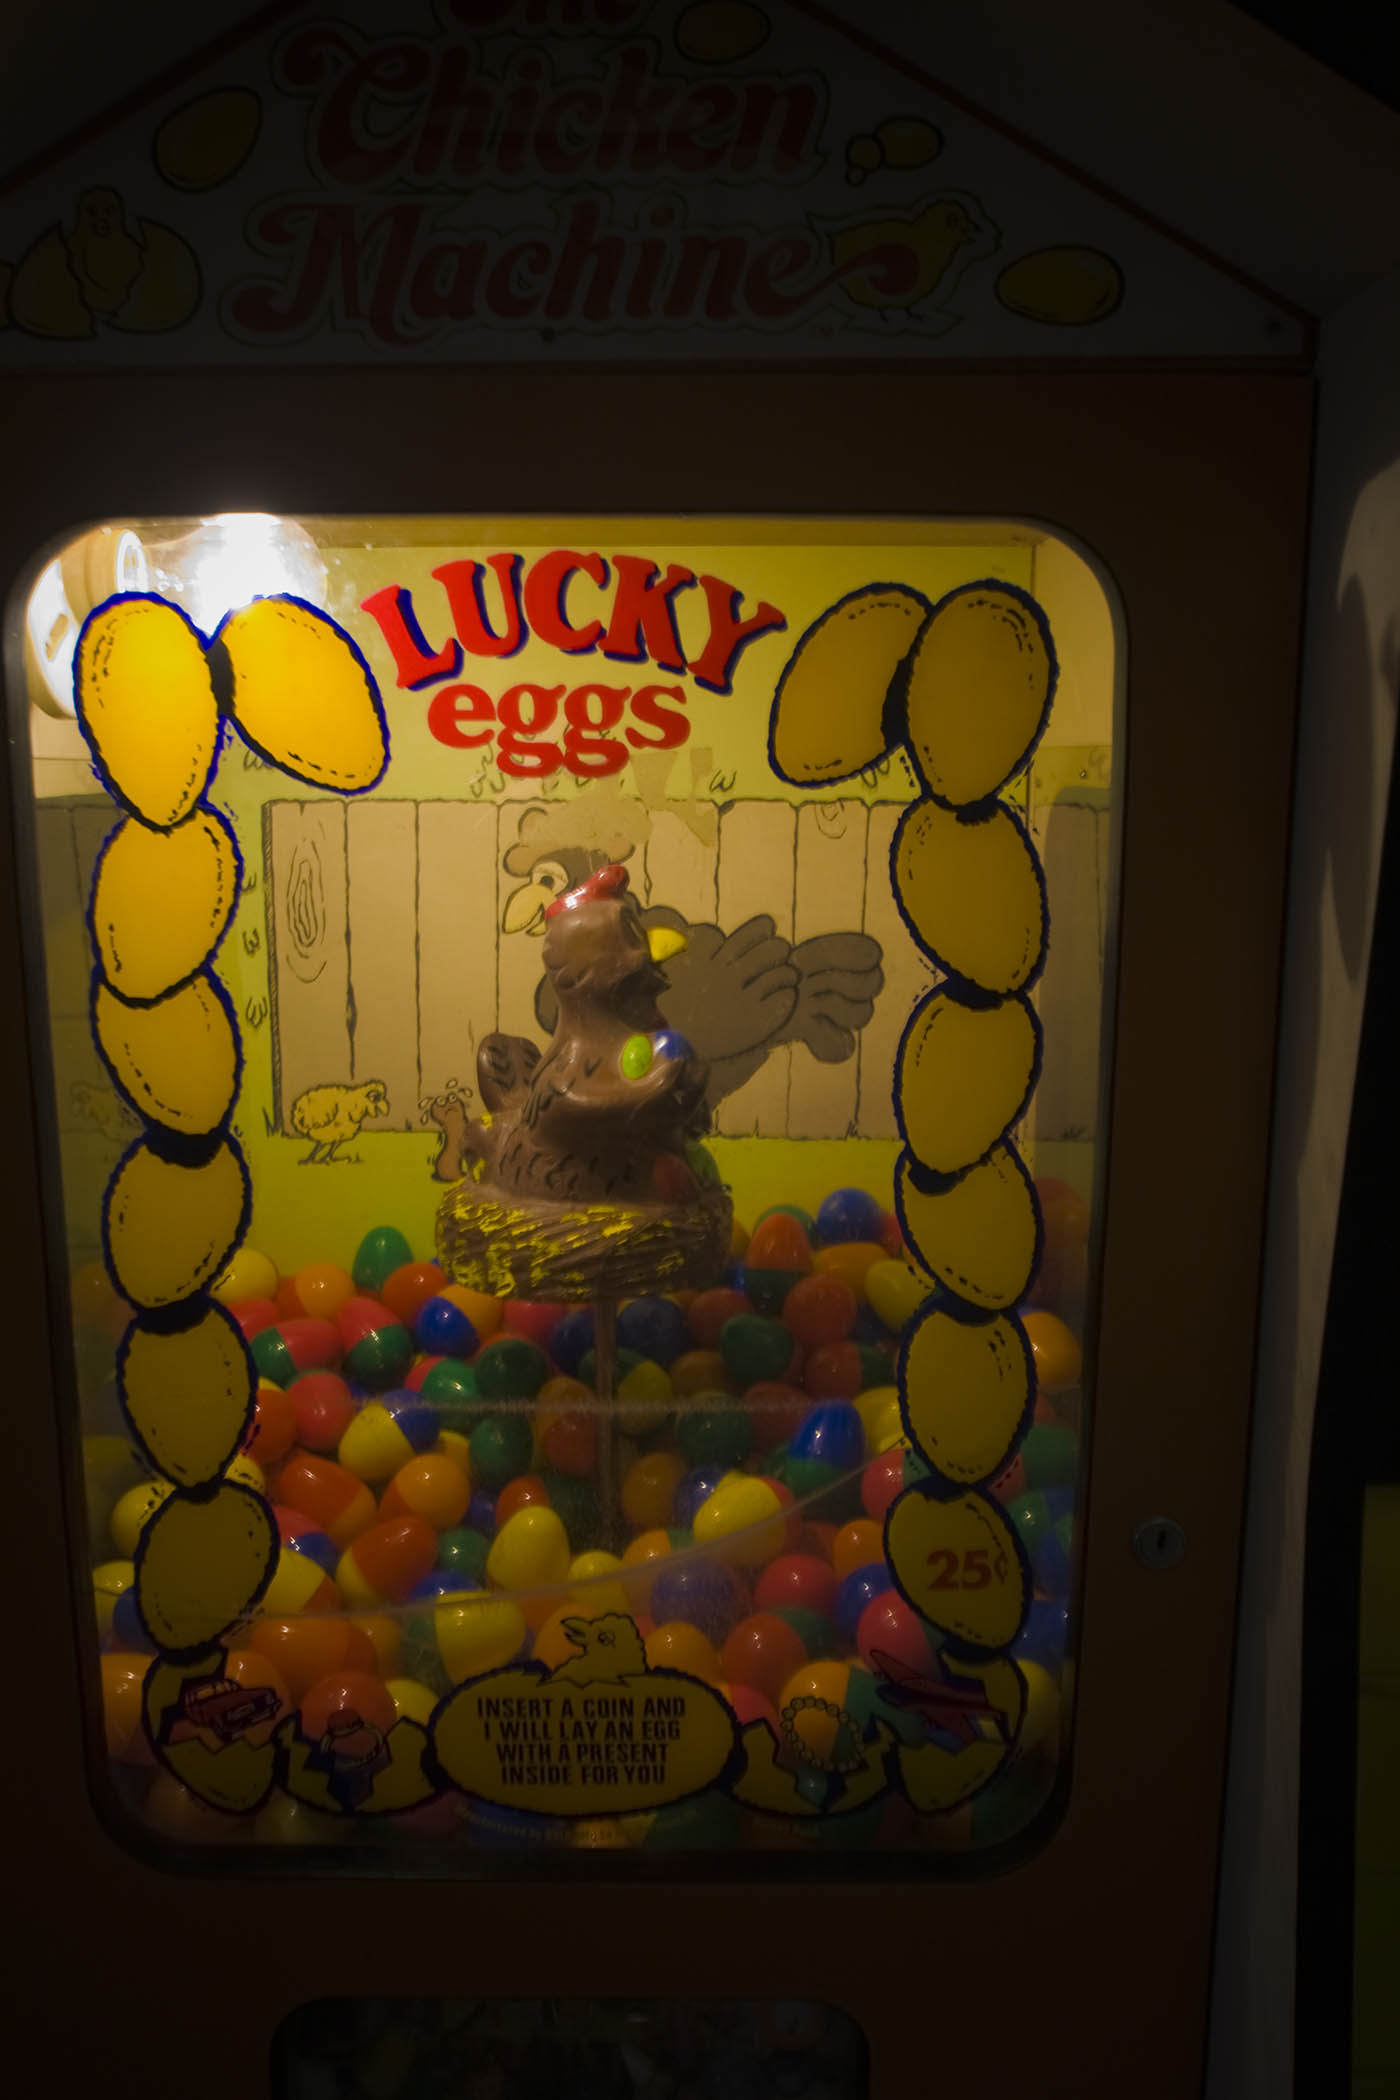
xmin=85 ymin=1178 xmax=1088 ymax=1852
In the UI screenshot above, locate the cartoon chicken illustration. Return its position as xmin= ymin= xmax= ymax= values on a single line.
xmin=289 ymin=1079 xmax=389 ymax=1162
xmin=500 ymin=805 xmax=884 ymax=1110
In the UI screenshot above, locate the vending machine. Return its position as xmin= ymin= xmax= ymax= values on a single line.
xmin=0 ymin=5 xmax=1326 ymax=2096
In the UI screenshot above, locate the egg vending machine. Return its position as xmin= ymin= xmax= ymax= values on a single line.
xmin=0 ymin=366 xmax=1309 ymax=2099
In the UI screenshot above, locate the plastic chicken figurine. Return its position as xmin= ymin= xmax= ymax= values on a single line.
xmin=437 ymin=865 xmax=732 ymax=1302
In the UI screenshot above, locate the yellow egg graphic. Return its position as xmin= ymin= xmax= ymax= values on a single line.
xmin=144 ymin=1652 xmax=276 ymax=1813
xmin=896 ymin=1654 xmax=1024 ymax=1811
xmin=76 ymin=597 xmax=219 ymax=826
xmin=898 ymin=989 xmax=1039 ymax=1176
xmin=901 ymin=1307 xmax=1032 ymax=1483
xmin=904 ymin=584 xmax=1055 ymax=807
xmin=885 ymin=1485 xmax=1026 ymax=1650
xmin=137 ymin=1483 xmax=276 ymax=1652
xmin=875 ymin=118 xmax=941 ymax=169
xmin=219 ymin=598 xmax=388 ymax=791
xmin=996 ymin=246 xmax=1124 ymax=326
xmin=897 ymin=1145 xmax=1038 ymax=1312
xmin=105 ymin=1137 xmax=249 ymax=1308
xmin=771 ymin=585 xmax=927 ymax=785
xmin=675 ymin=1 xmax=769 ymax=64
xmin=94 ymin=973 xmax=239 ymax=1138
xmin=92 ymin=808 xmax=240 ymax=1003
xmin=120 ymin=1304 xmax=254 ymax=1487
xmin=154 ymin=88 xmax=261 ymax=191
xmin=894 ymin=799 xmax=1047 ymax=994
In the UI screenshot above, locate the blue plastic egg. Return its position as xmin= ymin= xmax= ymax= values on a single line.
xmin=835 ymin=1562 xmax=894 ymax=1645
xmin=550 ymin=1307 xmax=596 ymax=1377
xmin=650 ymin=1029 xmax=695 ymax=1063
xmin=415 ymin=1295 xmax=479 ymax=1358
xmin=467 ymin=1488 xmax=497 ymax=1537
xmin=648 ymin=1557 xmax=745 ymax=1643
xmin=616 ymin=1296 xmax=691 ymax=1367
xmin=814 ymin=1188 xmax=886 ymax=1246
xmin=789 ymin=1401 xmax=864 ymax=1473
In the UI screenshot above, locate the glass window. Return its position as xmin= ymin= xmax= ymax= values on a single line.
xmin=13 ymin=513 xmax=1116 ymax=1861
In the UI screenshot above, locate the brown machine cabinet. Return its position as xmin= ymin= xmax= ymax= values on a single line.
xmin=0 ymin=370 xmax=1309 ymax=2100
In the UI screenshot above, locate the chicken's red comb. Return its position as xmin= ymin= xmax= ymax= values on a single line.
xmin=545 ymin=862 xmax=630 ymax=918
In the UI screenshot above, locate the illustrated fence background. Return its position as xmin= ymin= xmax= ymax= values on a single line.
xmin=31 ymin=794 xmax=1110 ymax=1151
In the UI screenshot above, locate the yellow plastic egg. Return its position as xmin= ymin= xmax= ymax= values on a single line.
xmin=435 ymin=1427 xmax=473 ymax=1474
xmin=812 ymin=1241 xmax=887 ymax=1300
xmin=1016 ymin=1661 xmax=1061 ymax=1758
xmin=436 ymin=1592 xmax=528 ymax=1682
xmin=92 ymin=1558 xmax=135 ymax=1637
xmin=1021 ymin=1310 xmax=1083 ymax=1392
xmin=568 ymin=1550 xmax=630 ymax=1615
xmin=616 ymin=1357 xmax=673 ymax=1433
xmin=692 ymin=1475 xmax=786 ymax=1567
xmin=865 ymin=1259 xmax=934 ymax=1334
xmin=486 ymin=1505 xmax=571 ymax=1593
xmin=385 ymin=1676 xmax=440 ymax=1726
xmin=110 ymin=1478 xmax=174 ymax=1557
xmin=855 ymin=1385 xmax=900 ymax=1449
xmin=622 ymin=1450 xmax=685 ymax=1532
xmin=213 ymin=1249 xmax=278 ymax=1306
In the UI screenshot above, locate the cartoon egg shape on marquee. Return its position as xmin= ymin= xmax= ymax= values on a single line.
xmin=118 ymin=1304 xmax=255 ymax=1489
xmin=769 ymin=584 xmax=929 ymax=785
xmin=902 ymin=582 xmax=1056 ymax=808
xmin=886 ymin=1487 xmax=1029 ymax=1652
xmin=897 ymin=989 xmax=1040 ymax=1177
xmin=893 ymin=799 xmax=1047 ymax=995
xmin=104 ymin=1138 xmax=250 ymax=1309
xmin=76 ymin=598 xmax=220 ymax=828
xmin=900 ymin=1307 xmax=1033 ymax=1487
xmin=135 ymin=1481 xmax=277 ymax=1655
xmin=217 ymin=597 xmax=389 ymax=792
xmin=94 ymin=974 xmax=241 ymax=1138
xmin=90 ymin=808 xmax=241 ymax=1004
xmin=897 ymin=1145 xmax=1040 ymax=1313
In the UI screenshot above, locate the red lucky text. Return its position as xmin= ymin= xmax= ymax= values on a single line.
xmin=360 ymin=549 xmax=786 ymax=778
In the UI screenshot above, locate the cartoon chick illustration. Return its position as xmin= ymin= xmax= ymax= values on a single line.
xmin=289 ymin=1079 xmax=390 ymax=1162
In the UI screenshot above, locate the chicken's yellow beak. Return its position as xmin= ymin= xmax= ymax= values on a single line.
xmin=502 ymin=879 xmax=552 ymax=935
xmin=647 ymin=925 xmax=688 ymax=964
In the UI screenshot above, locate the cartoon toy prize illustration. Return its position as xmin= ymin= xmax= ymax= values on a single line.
xmin=42 ymin=519 xmax=1094 ymax=1851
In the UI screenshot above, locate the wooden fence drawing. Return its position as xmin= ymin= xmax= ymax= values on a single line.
xmin=263 ymin=797 xmax=943 ymax=1143
xmin=30 ymin=791 xmax=1111 ymax=1154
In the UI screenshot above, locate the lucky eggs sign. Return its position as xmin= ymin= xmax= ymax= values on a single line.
xmin=360 ymin=547 xmax=786 ymax=775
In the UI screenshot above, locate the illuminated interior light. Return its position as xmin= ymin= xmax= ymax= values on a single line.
xmin=24 ymin=528 xmax=147 ymax=717
xmin=152 ymin=513 xmax=328 ymax=635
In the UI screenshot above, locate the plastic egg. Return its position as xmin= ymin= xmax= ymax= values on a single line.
xmin=279 ymin=1514 xmax=340 ymax=1578
xmin=262 ymin=1545 xmax=339 ymax=1616
xmin=486 ymin=1504 xmax=571 ymax=1592
xmin=300 ymin=1668 xmax=397 ymax=1743
xmin=1021 ymin=1423 xmax=1078 ymax=1492
xmin=289 ymin=1261 xmax=355 ymax=1320
xmin=693 ymin=1475 xmax=787 ymax=1567
xmin=276 ymin=1451 xmax=376 ymax=1545
xmin=92 ymin=1558 xmax=135 ymax=1638
xmin=670 ymin=1348 xmax=733 ymax=1398
xmin=385 ymin=1676 xmax=440 ymax=1726
xmin=242 ymin=1381 xmax=296 ymax=1470
xmin=835 ymin=1562 xmax=894 ymax=1644
xmin=856 ymin=1589 xmax=937 ymax=1674
xmin=720 ymin=1313 xmax=798 ymax=1388
xmin=379 ymin=1453 xmax=471 ymax=1532
xmin=248 ymin=1615 xmax=379 ymax=1700
xmin=720 ymin=1611 xmax=809 ymax=1706
xmin=746 ymin=1381 xmax=810 ymax=1452
xmin=495 ymin=1473 xmax=551 ymax=1525
xmin=1021 ymin=1309 xmax=1083 ymax=1391
xmin=110 ymin=1478 xmax=174 ymax=1557
xmin=861 ymin=1448 xmax=906 ymax=1521
xmin=790 ymin=1401 xmax=864 ymax=1473
xmin=347 ymin=1613 xmax=402 ymax=1678
xmin=337 ymin=1515 xmax=437 ymax=1607
xmin=617 ymin=1295 xmax=691 ymax=1366
xmin=380 ymin=1261 xmax=445 ymax=1328
xmin=782 ymin=1274 xmax=858 ymax=1347
xmin=436 ymin=1591 xmax=528 ymax=1681
xmin=743 ymin=1213 xmax=813 ymax=1315
xmin=811 ymin=1240 xmax=887 ymax=1300
xmin=100 ymin=1653 xmax=154 ymax=1764
xmin=435 ymin=1525 xmax=491 ymax=1586
xmin=415 ymin=1294 xmax=479 ymax=1358
xmin=287 ymin=1370 xmax=354 ymax=1453
xmin=776 ymin=1657 xmax=861 ymax=1763
xmin=549 ymin=1307 xmax=595 ymax=1374
xmin=688 ymin=1287 xmax=748 ymax=1350
xmin=469 ymin=1411 xmax=533 ymax=1489
xmin=251 ymin=1318 xmax=342 ymax=1386
xmin=339 ymin=1392 xmax=439 ymax=1484
xmin=649 ymin=1555 xmax=745 ymax=1642
xmin=754 ymin=1553 xmax=839 ymax=1621
xmin=213 ymin=1248 xmax=278 ymax=1307
xmin=567 ymin=1551 xmax=631 ymax=1615
xmin=353 ymin=1225 xmax=414 ymax=1294
xmin=536 ymin=1398 xmax=599 ymax=1480
xmin=622 ymin=1450 xmax=685 ymax=1532
xmin=475 ymin=1336 xmax=551 ymax=1401
xmin=865 ymin=1259 xmax=933 ymax=1333
xmin=335 ymin=1298 xmax=413 ymax=1390
xmin=645 ymin=1621 xmax=724 ymax=1682
xmin=620 ymin=1032 xmax=653 ymax=1079
xmin=832 ymin=1518 xmax=884 ymax=1580
xmin=502 ymin=1301 xmax=567 ymax=1354
xmin=677 ymin=1402 xmax=754 ymax=1470
xmin=801 ymin=1342 xmax=862 ymax=1399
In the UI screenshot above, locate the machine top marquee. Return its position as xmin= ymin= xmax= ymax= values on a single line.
xmin=0 ymin=0 xmax=1308 ymax=368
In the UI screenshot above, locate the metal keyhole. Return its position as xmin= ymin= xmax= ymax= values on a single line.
xmin=1133 ymin=1517 xmax=1186 ymax=1569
